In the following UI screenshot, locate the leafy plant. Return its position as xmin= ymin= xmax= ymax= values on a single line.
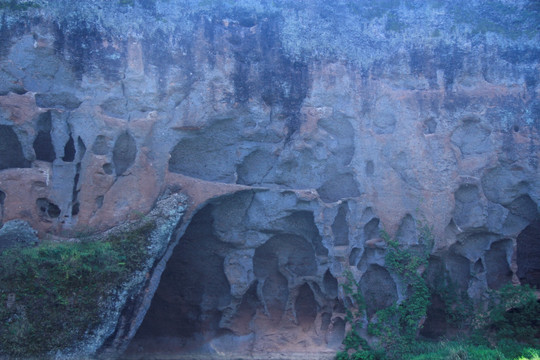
xmin=0 ymin=220 xmax=155 ymax=356
xmin=429 ymin=272 xmax=474 ymax=328
xmin=339 ymin=220 xmax=433 ymax=359
xmin=367 ymin=223 xmax=432 ymax=357
xmin=338 ymin=270 xmax=372 ymax=360
xmin=481 ymin=283 xmax=540 ymax=343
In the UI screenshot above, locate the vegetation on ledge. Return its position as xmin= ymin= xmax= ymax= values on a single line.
xmin=338 ymin=222 xmax=540 ymax=360
xmin=0 ymin=220 xmax=155 ymax=357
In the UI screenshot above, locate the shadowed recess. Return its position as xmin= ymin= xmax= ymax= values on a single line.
xmin=62 ymin=135 xmax=76 ymax=162
xmin=360 ymin=264 xmax=398 ymax=318
xmin=0 ymin=190 xmax=5 ymax=222
xmin=517 ymin=220 xmax=540 ymax=288
xmin=112 ymin=132 xmax=137 ymax=176
xmin=295 ymin=283 xmax=317 ymax=331
xmin=485 ymin=239 xmax=513 ymax=290
xmin=36 ymin=198 xmax=61 ymax=218
xmin=323 ymin=270 xmax=338 ymax=298
xmin=131 ymin=204 xmax=231 ymax=350
xmin=33 ymin=111 xmax=56 ymax=162
xmin=317 ymin=173 xmax=361 ymax=203
xmin=0 ymin=125 xmax=30 ymax=170
xmin=332 ymin=204 xmax=349 ymax=246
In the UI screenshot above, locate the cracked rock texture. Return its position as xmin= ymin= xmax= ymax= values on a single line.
xmin=0 ymin=0 xmax=539 ymax=358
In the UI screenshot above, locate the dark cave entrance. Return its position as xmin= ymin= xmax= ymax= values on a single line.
xmin=123 ymin=190 xmax=338 ymax=358
xmin=126 ymin=204 xmax=232 ymax=355
xmin=517 ymin=219 xmax=540 ymax=289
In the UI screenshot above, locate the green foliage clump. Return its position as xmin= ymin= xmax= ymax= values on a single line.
xmin=480 ymin=284 xmax=540 ymax=344
xmin=0 ymin=221 xmax=155 ymax=357
xmin=0 ymin=0 xmax=40 ymax=11
xmin=337 ymin=218 xmax=539 ymax=360
xmin=337 ymin=270 xmax=373 ymax=360
xmin=366 ymin=224 xmax=432 ymax=357
xmin=407 ymin=340 xmax=539 ymax=360
xmin=430 ymin=273 xmax=473 ymax=329
xmin=338 ymin=221 xmax=433 ymax=360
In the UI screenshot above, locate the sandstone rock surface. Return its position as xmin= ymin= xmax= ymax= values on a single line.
xmin=0 ymin=0 xmax=539 ymax=358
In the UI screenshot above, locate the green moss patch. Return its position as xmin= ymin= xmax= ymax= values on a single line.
xmin=0 ymin=221 xmax=155 ymax=357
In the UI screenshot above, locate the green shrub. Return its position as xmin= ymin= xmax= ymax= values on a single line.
xmin=338 ymin=220 xmax=433 ymax=359
xmin=0 ymin=221 xmax=155 ymax=356
xmin=484 ymin=284 xmax=540 ymax=343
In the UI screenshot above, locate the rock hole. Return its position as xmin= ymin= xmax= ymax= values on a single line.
xmin=317 ymin=173 xmax=361 ymax=203
xmin=474 ymin=259 xmax=484 ymax=274
xmin=262 ymin=272 xmax=289 ymax=320
xmin=445 ymin=253 xmax=471 ymax=292
xmin=318 ymin=116 xmax=355 ymax=166
xmin=332 ymin=204 xmax=349 ymax=246
xmin=451 ymin=120 xmax=491 ymax=156
xmin=0 ymin=190 xmax=5 ymax=222
xmin=227 ymin=282 xmax=258 ymax=335
xmin=326 ymin=317 xmax=346 ymax=348
xmin=255 ymin=234 xmax=317 ymax=278
xmin=237 ymin=149 xmax=277 ymax=186
xmin=295 ymin=283 xmax=317 ymax=331
xmin=481 ymin=167 xmax=530 ymax=205
xmin=453 ymin=184 xmax=481 ymax=228
xmin=517 ymin=220 xmax=540 ymax=288
xmin=96 ymin=195 xmax=104 ymax=209
xmin=92 ymin=135 xmax=110 ymax=155
xmin=71 ymin=202 xmax=80 ymax=216
xmin=349 ymin=247 xmax=362 ymax=266
xmin=36 ymin=198 xmax=61 ymax=218
xmin=360 ymin=264 xmax=398 ymax=318
xmin=485 ymin=239 xmax=513 ymax=290
xmin=323 ymin=270 xmax=338 ymax=298
xmin=34 ymin=92 xmax=81 ymax=110
xmin=423 ymin=118 xmax=437 ymax=134
xmin=365 ymin=160 xmax=374 ymax=176
xmin=272 ymin=210 xmax=328 ymax=257
xmin=71 ymin=163 xmax=81 ymax=216
xmin=0 ymin=125 xmax=30 ymax=170
xmin=168 ymin=119 xmax=238 ymax=183
xmin=112 ymin=132 xmax=137 ymax=176
xmin=77 ymin=136 xmax=86 ymax=160
xmin=320 ymin=312 xmax=331 ymax=331
xmin=420 ymin=293 xmax=448 ymax=339
xmin=507 ymin=195 xmax=539 ymax=222
xmin=33 ymin=111 xmax=56 ymax=162
xmin=364 ymin=218 xmax=380 ymax=240
xmin=132 ymin=204 xmax=231 ymax=347
xmin=513 ymin=125 xmax=519 ymax=132
xmin=62 ymin=135 xmax=76 ymax=162
xmin=396 ymin=214 xmax=417 ymax=245
xmin=103 ymin=163 xmax=113 ymax=175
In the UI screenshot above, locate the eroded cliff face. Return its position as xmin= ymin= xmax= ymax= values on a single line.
xmin=0 ymin=0 xmax=539 ymax=358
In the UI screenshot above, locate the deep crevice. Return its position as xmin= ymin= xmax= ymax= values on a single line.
xmin=517 ymin=219 xmax=540 ymax=288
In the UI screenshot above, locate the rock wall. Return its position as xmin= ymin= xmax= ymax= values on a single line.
xmin=0 ymin=0 xmax=539 ymax=358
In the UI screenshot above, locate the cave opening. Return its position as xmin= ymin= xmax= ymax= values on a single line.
xmin=33 ymin=111 xmax=56 ymax=162
xmin=517 ymin=219 xmax=540 ymax=289
xmin=126 ymin=204 xmax=232 ymax=356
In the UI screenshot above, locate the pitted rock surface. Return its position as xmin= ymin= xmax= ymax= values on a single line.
xmin=0 ymin=1 xmax=539 ymax=358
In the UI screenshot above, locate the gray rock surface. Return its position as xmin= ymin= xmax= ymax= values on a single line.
xmin=0 ymin=219 xmax=39 ymax=251
xmin=0 ymin=0 xmax=538 ymax=358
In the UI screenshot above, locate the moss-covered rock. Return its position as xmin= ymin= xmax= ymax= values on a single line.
xmin=0 ymin=192 xmax=187 ymax=359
